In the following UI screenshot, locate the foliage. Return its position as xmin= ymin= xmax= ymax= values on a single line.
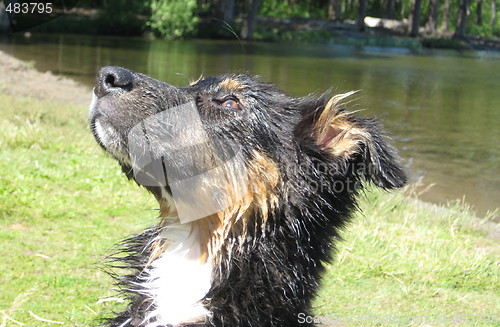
xmin=13 ymin=0 xmax=500 ymax=42
xmin=217 ymin=0 xmax=500 ymax=40
xmin=259 ymin=0 xmax=328 ymax=19
xmin=96 ymin=0 xmax=149 ymax=35
xmin=147 ymin=0 xmax=199 ymax=39
xmin=421 ymin=37 xmax=467 ymax=49
xmin=27 ymin=0 xmax=149 ymax=35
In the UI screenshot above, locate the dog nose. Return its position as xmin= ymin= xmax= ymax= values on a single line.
xmin=95 ymin=66 xmax=134 ymax=98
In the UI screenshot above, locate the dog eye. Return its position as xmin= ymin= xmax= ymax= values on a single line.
xmin=220 ymin=98 xmax=240 ymax=110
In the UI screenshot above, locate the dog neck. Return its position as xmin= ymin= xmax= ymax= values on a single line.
xmin=139 ymin=194 xmax=212 ymax=326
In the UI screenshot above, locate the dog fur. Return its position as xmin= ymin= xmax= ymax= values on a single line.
xmin=89 ymin=66 xmax=406 ymax=327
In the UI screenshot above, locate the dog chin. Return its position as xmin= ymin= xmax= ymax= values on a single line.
xmin=89 ymin=93 xmax=131 ymax=166
xmin=98 ymin=123 xmax=132 ymax=166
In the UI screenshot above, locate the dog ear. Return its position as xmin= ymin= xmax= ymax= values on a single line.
xmin=295 ymin=92 xmax=407 ymax=189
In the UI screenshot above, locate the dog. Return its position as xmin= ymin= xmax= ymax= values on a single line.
xmin=89 ymin=66 xmax=406 ymax=327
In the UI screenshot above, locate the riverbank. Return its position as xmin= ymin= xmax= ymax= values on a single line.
xmin=249 ymin=17 xmax=500 ymax=51
xmin=0 ymin=49 xmax=91 ymax=105
xmin=0 ymin=51 xmax=498 ymax=326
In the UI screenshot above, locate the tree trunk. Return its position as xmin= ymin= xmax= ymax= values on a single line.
xmin=219 ymin=0 xmax=236 ymax=23
xmin=357 ymin=0 xmax=367 ymax=31
xmin=455 ymin=0 xmax=469 ymax=38
xmin=385 ymin=0 xmax=395 ymax=19
xmin=440 ymin=0 xmax=450 ymax=32
xmin=0 ymin=2 xmax=9 ymax=32
xmin=328 ymin=0 xmax=342 ymax=20
xmin=476 ymin=0 xmax=483 ymax=25
xmin=490 ymin=0 xmax=496 ymax=27
xmin=240 ymin=0 xmax=260 ymax=41
xmin=426 ymin=0 xmax=439 ymax=34
xmin=409 ymin=0 xmax=422 ymax=37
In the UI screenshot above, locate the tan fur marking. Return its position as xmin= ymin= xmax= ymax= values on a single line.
xmin=316 ymin=92 xmax=357 ymax=128
xmin=314 ymin=91 xmax=371 ymax=158
xmin=189 ymin=75 xmax=204 ymax=86
xmin=149 ymin=152 xmax=281 ymax=266
xmin=220 ymin=78 xmax=244 ymax=92
xmin=194 ymin=214 xmax=224 ymax=262
xmin=198 ymin=151 xmax=282 ymax=261
xmin=159 ymin=198 xmax=178 ymax=218
xmin=245 ymin=151 xmax=281 ymax=224
xmin=147 ymin=199 xmax=180 ymax=264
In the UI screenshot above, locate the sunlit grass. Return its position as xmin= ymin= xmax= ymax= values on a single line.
xmin=0 ymin=94 xmax=156 ymax=326
xmin=0 ymin=93 xmax=498 ymax=326
xmin=313 ymin=190 xmax=499 ymax=326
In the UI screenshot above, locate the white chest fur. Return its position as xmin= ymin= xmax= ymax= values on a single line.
xmin=141 ymin=222 xmax=212 ymax=327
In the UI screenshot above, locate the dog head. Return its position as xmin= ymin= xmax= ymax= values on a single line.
xmin=89 ymin=66 xmax=406 ymax=225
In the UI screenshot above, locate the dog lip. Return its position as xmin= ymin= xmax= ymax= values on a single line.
xmin=89 ymin=114 xmax=106 ymax=150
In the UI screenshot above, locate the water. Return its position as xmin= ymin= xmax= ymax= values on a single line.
xmin=1 ymin=33 xmax=499 ymax=217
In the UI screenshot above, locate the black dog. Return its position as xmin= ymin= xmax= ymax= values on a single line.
xmin=89 ymin=66 xmax=406 ymax=327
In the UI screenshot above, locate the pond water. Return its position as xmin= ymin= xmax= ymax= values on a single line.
xmin=1 ymin=33 xmax=499 ymax=218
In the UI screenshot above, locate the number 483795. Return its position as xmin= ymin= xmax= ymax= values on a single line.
xmin=5 ymin=2 xmax=53 ymax=14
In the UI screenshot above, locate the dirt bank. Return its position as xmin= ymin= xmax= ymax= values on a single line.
xmin=0 ymin=50 xmax=91 ymax=105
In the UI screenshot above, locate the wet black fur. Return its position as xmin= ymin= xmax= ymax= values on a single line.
xmin=89 ymin=67 xmax=406 ymax=327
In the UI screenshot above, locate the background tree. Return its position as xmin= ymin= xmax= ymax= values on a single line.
xmin=148 ymin=0 xmax=199 ymax=38
xmin=384 ymin=0 xmax=395 ymax=19
xmin=409 ymin=0 xmax=423 ymax=37
xmin=328 ymin=0 xmax=342 ymax=20
xmin=23 ymin=0 xmax=499 ymax=40
xmin=426 ymin=0 xmax=440 ymax=34
xmin=219 ymin=0 xmax=236 ymax=23
xmin=357 ymin=0 xmax=367 ymax=31
xmin=440 ymin=0 xmax=451 ymax=32
xmin=491 ymin=0 xmax=497 ymax=28
xmin=0 ymin=2 xmax=9 ymax=32
xmin=455 ymin=0 xmax=469 ymax=38
xmin=241 ymin=0 xmax=261 ymax=40
xmin=476 ymin=0 xmax=483 ymax=25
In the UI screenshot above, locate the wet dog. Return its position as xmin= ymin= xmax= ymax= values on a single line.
xmin=89 ymin=67 xmax=406 ymax=327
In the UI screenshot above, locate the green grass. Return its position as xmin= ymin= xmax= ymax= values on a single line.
xmin=313 ymin=192 xmax=499 ymax=326
xmin=0 ymin=94 xmax=156 ymax=326
xmin=0 ymin=92 xmax=498 ymax=326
